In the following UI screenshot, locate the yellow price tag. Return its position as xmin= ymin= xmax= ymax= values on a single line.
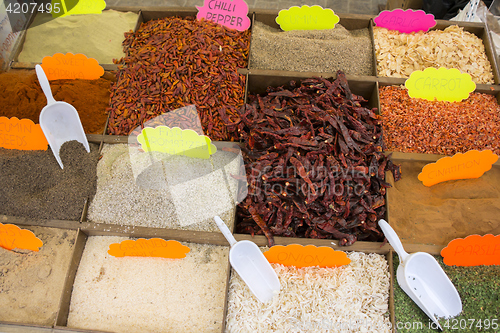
xmin=405 ymin=67 xmax=476 ymax=102
xmin=276 ymin=5 xmax=339 ymax=31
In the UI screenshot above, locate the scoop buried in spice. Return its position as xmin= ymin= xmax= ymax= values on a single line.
xmin=379 ymin=219 xmax=462 ymax=330
xmin=214 ymin=216 xmax=280 ymax=303
xmin=35 ymin=65 xmax=89 ymax=169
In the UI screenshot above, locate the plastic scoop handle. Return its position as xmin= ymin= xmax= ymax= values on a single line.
xmin=379 ymin=219 xmax=409 ymax=263
xmin=35 ymin=65 xmax=56 ymax=105
xmin=214 ymin=216 xmax=236 ymax=247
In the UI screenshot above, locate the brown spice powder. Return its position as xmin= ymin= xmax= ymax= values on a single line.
xmin=387 ymin=160 xmax=500 ymax=245
xmin=0 ymin=70 xmax=111 ymax=134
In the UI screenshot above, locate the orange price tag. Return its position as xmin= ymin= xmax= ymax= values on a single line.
xmin=418 ymin=150 xmax=498 ymax=186
xmin=108 ymin=238 xmax=190 ymax=259
xmin=0 ymin=223 xmax=43 ymax=252
xmin=0 ymin=117 xmax=48 ymax=151
xmin=41 ymin=53 xmax=104 ymax=80
xmin=441 ymin=234 xmax=500 ymax=266
xmin=263 ymin=244 xmax=350 ymax=268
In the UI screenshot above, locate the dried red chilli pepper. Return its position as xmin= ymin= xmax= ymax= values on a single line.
xmin=222 ymin=72 xmax=401 ymax=246
xmin=107 ymin=16 xmax=250 ymax=140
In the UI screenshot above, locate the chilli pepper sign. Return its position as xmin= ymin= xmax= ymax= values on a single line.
xmin=196 ymin=0 xmax=251 ymax=31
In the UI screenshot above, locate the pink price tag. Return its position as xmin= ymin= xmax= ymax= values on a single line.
xmin=196 ymin=0 xmax=251 ymax=31
xmin=374 ymin=9 xmax=436 ymax=33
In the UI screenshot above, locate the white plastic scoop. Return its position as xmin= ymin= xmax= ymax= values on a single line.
xmin=35 ymin=64 xmax=89 ymax=169
xmin=379 ymin=220 xmax=462 ymax=330
xmin=214 ymin=216 xmax=280 ymax=302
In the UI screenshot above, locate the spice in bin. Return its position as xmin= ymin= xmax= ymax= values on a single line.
xmin=250 ymin=21 xmax=374 ymax=76
xmin=0 ymin=70 xmax=110 ymax=134
xmin=226 ymin=251 xmax=391 ymax=332
xmin=67 ymin=236 xmax=229 ymax=333
xmin=221 ymin=72 xmax=401 ymax=247
xmin=17 ymin=10 xmax=138 ymax=64
xmin=380 ymin=85 xmax=500 ymax=156
xmin=0 ymin=226 xmax=77 ymax=326
xmin=374 ymin=25 xmax=494 ymax=84
xmin=107 ymin=16 xmax=250 ymax=140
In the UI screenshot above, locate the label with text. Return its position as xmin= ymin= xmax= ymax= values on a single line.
xmin=52 ymin=0 xmax=106 ymax=18
xmin=418 ymin=150 xmax=498 ymax=186
xmin=196 ymin=0 xmax=250 ymax=31
xmin=0 ymin=223 xmax=43 ymax=252
xmin=0 ymin=117 xmax=48 ymax=150
xmin=108 ymin=238 xmax=191 ymax=258
xmin=276 ymin=5 xmax=339 ymax=31
xmin=374 ymin=9 xmax=436 ymax=33
xmin=441 ymin=234 xmax=500 ymax=266
xmin=263 ymin=244 xmax=350 ymax=268
xmin=41 ymin=53 xmax=104 ymax=80
xmin=137 ymin=126 xmax=217 ymax=159
xmin=405 ymin=67 xmax=476 ymax=102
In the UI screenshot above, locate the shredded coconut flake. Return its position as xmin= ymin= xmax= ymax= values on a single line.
xmin=226 ymin=252 xmax=391 ymax=333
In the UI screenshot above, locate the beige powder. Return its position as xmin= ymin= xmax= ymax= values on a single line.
xmin=67 ymin=236 xmax=229 ymax=333
xmin=18 ymin=10 xmax=138 ymax=64
xmin=0 ymin=226 xmax=77 ymax=326
xmin=387 ymin=161 xmax=500 ymax=245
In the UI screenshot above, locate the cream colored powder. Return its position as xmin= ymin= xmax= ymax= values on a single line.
xmin=226 ymin=252 xmax=391 ymax=333
xmin=67 ymin=236 xmax=229 ymax=333
xmin=18 ymin=10 xmax=138 ymax=64
xmin=87 ymin=144 xmax=237 ymax=231
xmin=0 ymin=226 xmax=77 ymax=326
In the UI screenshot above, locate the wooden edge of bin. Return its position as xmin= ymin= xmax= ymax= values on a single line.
xmin=55 ymin=229 xmax=88 ymax=327
xmin=388 ymin=249 xmax=396 ymax=333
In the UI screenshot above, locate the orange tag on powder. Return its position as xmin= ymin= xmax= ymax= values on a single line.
xmin=0 ymin=117 xmax=48 ymax=150
xmin=418 ymin=150 xmax=498 ymax=186
xmin=108 ymin=238 xmax=190 ymax=259
xmin=41 ymin=53 xmax=104 ymax=80
xmin=441 ymin=234 xmax=500 ymax=266
xmin=0 ymin=223 xmax=43 ymax=252
xmin=263 ymin=244 xmax=350 ymax=268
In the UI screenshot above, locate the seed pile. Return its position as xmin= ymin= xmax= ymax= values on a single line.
xmin=250 ymin=21 xmax=374 ymax=75
xmin=0 ymin=141 xmax=99 ymax=220
xmin=107 ymin=16 xmax=250 ymax=139
xmin=221 ymin=72 xmax=401 ymax=246
xmin=380 ymin=86 xmax=500 ymax=155
xmin=374 ymin=26 xmax=495 ymax=84
xmin=226 ymin=252 xmax=391 ymax=333
xmin=87 ymin=144 xmax=237 ymax=231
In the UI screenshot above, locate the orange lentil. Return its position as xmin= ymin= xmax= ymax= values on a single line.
xmin=380 ymin=86 xmax=500 ymax=155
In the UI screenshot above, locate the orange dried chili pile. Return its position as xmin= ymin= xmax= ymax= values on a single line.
xmin=380 ymin=86 xmax=500 ymax=155
xmin=107 ymin=16 xmax=250 ymax=140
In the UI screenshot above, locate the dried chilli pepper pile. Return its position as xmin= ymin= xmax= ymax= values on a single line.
xmin=221 ymin=72 xmax=401 ymax=246
xmin=380 ymin=86 xmax=500 ymax=155
xmin=107 ymin=16 xmax=250 ymax=140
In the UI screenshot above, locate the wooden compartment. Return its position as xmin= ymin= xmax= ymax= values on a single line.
xmin=373 ymin=20 xmax=500 ymax=85
xmin=250 ymin=11 xmax=377 ymax=77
